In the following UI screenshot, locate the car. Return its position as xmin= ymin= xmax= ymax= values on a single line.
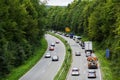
xmin=86 ymin=51 xmax=91 ymax=57
xmin=71 ymin=67 xmax=80 ymax=76
xmin=52 ymin=55 xmax=59 ymax=61
xmin=51 ymin=43 xmax=55 ymax=47
xmin=49 ymin=46 xmax=54 ymax=51
xmin=66 ymin=34 xmax=69 ymax=37
xmin=88 ymin=70 xmax=96 ymax=78
xmin=56 ymin=41 xmax=59 ymax=44
xmin=45 ymin=53 xmax=51 ymax=58
xmin=73 ymin=36 xmax=77 ymax=40
xmin=74 ymin=36 xmax=81 ymax=43
xmin=75 ymin=51 xmax=81 ymax=56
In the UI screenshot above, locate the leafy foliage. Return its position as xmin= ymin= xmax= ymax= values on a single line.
xmin=47 ymin=0 xmax=120 ymax=79
xmin=0 ymin=0 xmax=46 ymax=78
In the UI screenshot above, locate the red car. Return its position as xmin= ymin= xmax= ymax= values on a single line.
xmin=49 ymin=46 xmax=54 ymax=51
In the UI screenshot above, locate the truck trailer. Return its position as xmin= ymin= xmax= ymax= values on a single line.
xmin=84 ymin=41 xmax=93 ymax=53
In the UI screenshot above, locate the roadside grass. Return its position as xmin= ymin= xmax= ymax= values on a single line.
xmin=48 ymin=32 xmax=72 ymax=80
xmin=2 ymin=38 xmax=48 ymax=80
xmin=93 ymin=45 xmax=113 ymax=80
xmin=81 ymin=36 xmax=113 ymax=80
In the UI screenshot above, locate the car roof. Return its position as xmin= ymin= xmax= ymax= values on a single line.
xmin=86 ymin=51 xmax=91 ymax=53
xmin=72 ymin=67 xmax=79 ymax=70
xmin=51 ymin=42 xmax=55 ymax=44
xmin=88 ymin=70 xmax=96 ymax=73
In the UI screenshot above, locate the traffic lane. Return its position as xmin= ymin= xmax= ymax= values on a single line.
xmin=40 ymin=35 xmax=66 ymax=80
xmin=19 ymin=34 xmax=65 ymax=80
xmin=85 ymin=53 xmax=102 ymax=80
xmin=39 ymin=34 xmax=65 ymax=80
xmin=56 ymin=34 xmax=84 ymax=79
xmin=65 ymin=38 xmax=87 ymax=80
xmin=58 ymin=34 xmax=101 ymax=80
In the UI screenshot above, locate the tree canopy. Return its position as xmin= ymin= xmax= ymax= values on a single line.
xmin=47 ymin=0 xmax=120 ymax=79
xmin=0 ymin=0 xmax=46 ymax=77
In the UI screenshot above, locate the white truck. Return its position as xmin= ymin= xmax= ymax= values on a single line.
xmin=84 ymin=41 xmax=93 ymax=53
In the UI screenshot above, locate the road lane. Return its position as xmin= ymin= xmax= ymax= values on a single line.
xmin=57 ymin=33 xmax=102 ymax=80
xmin=19 ymin=34 xmax=65 ymax=80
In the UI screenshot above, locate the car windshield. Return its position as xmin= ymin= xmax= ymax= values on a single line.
xmin=53 ymin=56 xmax=57 ymax=58
xmin=76 ymin=51 xmax=80 ymax=53
xmin=72 ymin=68 xmax=79 ymax=71
xmin=50 ymin=46 xmax=54 ymax=48
xmin=51 ymin=43 xmax=55 ymax=45
xmin=88 ymin=70 xmax=95 ymax=73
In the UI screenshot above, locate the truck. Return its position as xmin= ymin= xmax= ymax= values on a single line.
xmin=88 ymin=61 xmax=98 ymax=69
xmin=84 ymin=41 xmax=93 ymax=53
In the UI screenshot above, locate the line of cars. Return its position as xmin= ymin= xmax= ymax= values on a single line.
xmin=54 ymin=31 xmax=100 ymax=79
xmin=58 ymin=32 xmax=98 ymax=79
xmin=71 ymin=51 xmax=81 ymax=76
xmin=84 ymin=42 xmax=98 ymax=78
xmin=45 ymin=40 xmax=60 ymax=61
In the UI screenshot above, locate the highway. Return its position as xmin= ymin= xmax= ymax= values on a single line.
xmin=19 ymin=34 xmax=65 ymax=80
xmin=57 ymin=33 xmax=102 ymax=80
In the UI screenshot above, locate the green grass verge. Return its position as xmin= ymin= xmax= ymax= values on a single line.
xmin=48 ymin=32 xmax=72 ymax=80
xmin=93 ymin=44 xmax=113 ymax=80
xmin=2 ymin=38 xmax=48 ymax=80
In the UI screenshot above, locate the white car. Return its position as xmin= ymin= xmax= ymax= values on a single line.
xmin=88 ymin=70 xmax=96 ymax=78
xmin=86 ymin=51 xmax=91 ymax=57
xmin=45 ymin=53 xmax=51 ymax=58
xmin=52 ymin=55 xmax=59 ymax=61
xmin=73 ymin=36 xmax=77 ymax=40
xmin=71 ymin=68 xmax=80 ymax=76
xmin=75 ymin=51 xmax=81 ymax=56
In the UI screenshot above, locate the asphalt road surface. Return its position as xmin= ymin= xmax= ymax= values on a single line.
xmin=57 ymin=33 xmax=102 ymax=80
xmin=19 ymin=34 xmax=65 ymax=80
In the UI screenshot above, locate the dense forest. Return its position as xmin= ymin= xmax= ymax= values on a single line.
xmin=47 ymin=0 xmax=120 ymax=79
xmin=0 ymin=0 xmax=46 ymax=77
xmin=1 ymin=0 xmax=120 ymax=79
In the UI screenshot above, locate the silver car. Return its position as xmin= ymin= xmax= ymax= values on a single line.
xmin=86 ymin=51 xmax=91 ymax=57
xmin=51 ymin=42 xmax=55 ymax=47
xmin=71 ymin=67 xmax=80 ymax=76
xmin=52 ymin=55 xmax=59 ymax=61
xmin=75 ymin=51 xmax=81 ymax=56
xmin=45 ymin=53 xmax=51 ymax=58
xmin=88 ymin=70 xmax=96 ymax=78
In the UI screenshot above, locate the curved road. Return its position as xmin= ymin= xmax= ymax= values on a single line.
xmin=19 ymin=34 xmax=65 ymax=80
xmin=57 ymin=33 xmax=102 ymax=80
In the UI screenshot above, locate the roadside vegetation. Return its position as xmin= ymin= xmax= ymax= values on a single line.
xmin=46 ymin=0 xmax=120 ymax=79
xmin=1 ymin=38 xmax=47 ymax=80
xmin=0 ymin=0 xmax=47 ymax=79
xmin=48 ymin=32 xmax=72 ymax=80
xmin=1 ymin=0 xmax=120 ymax=80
